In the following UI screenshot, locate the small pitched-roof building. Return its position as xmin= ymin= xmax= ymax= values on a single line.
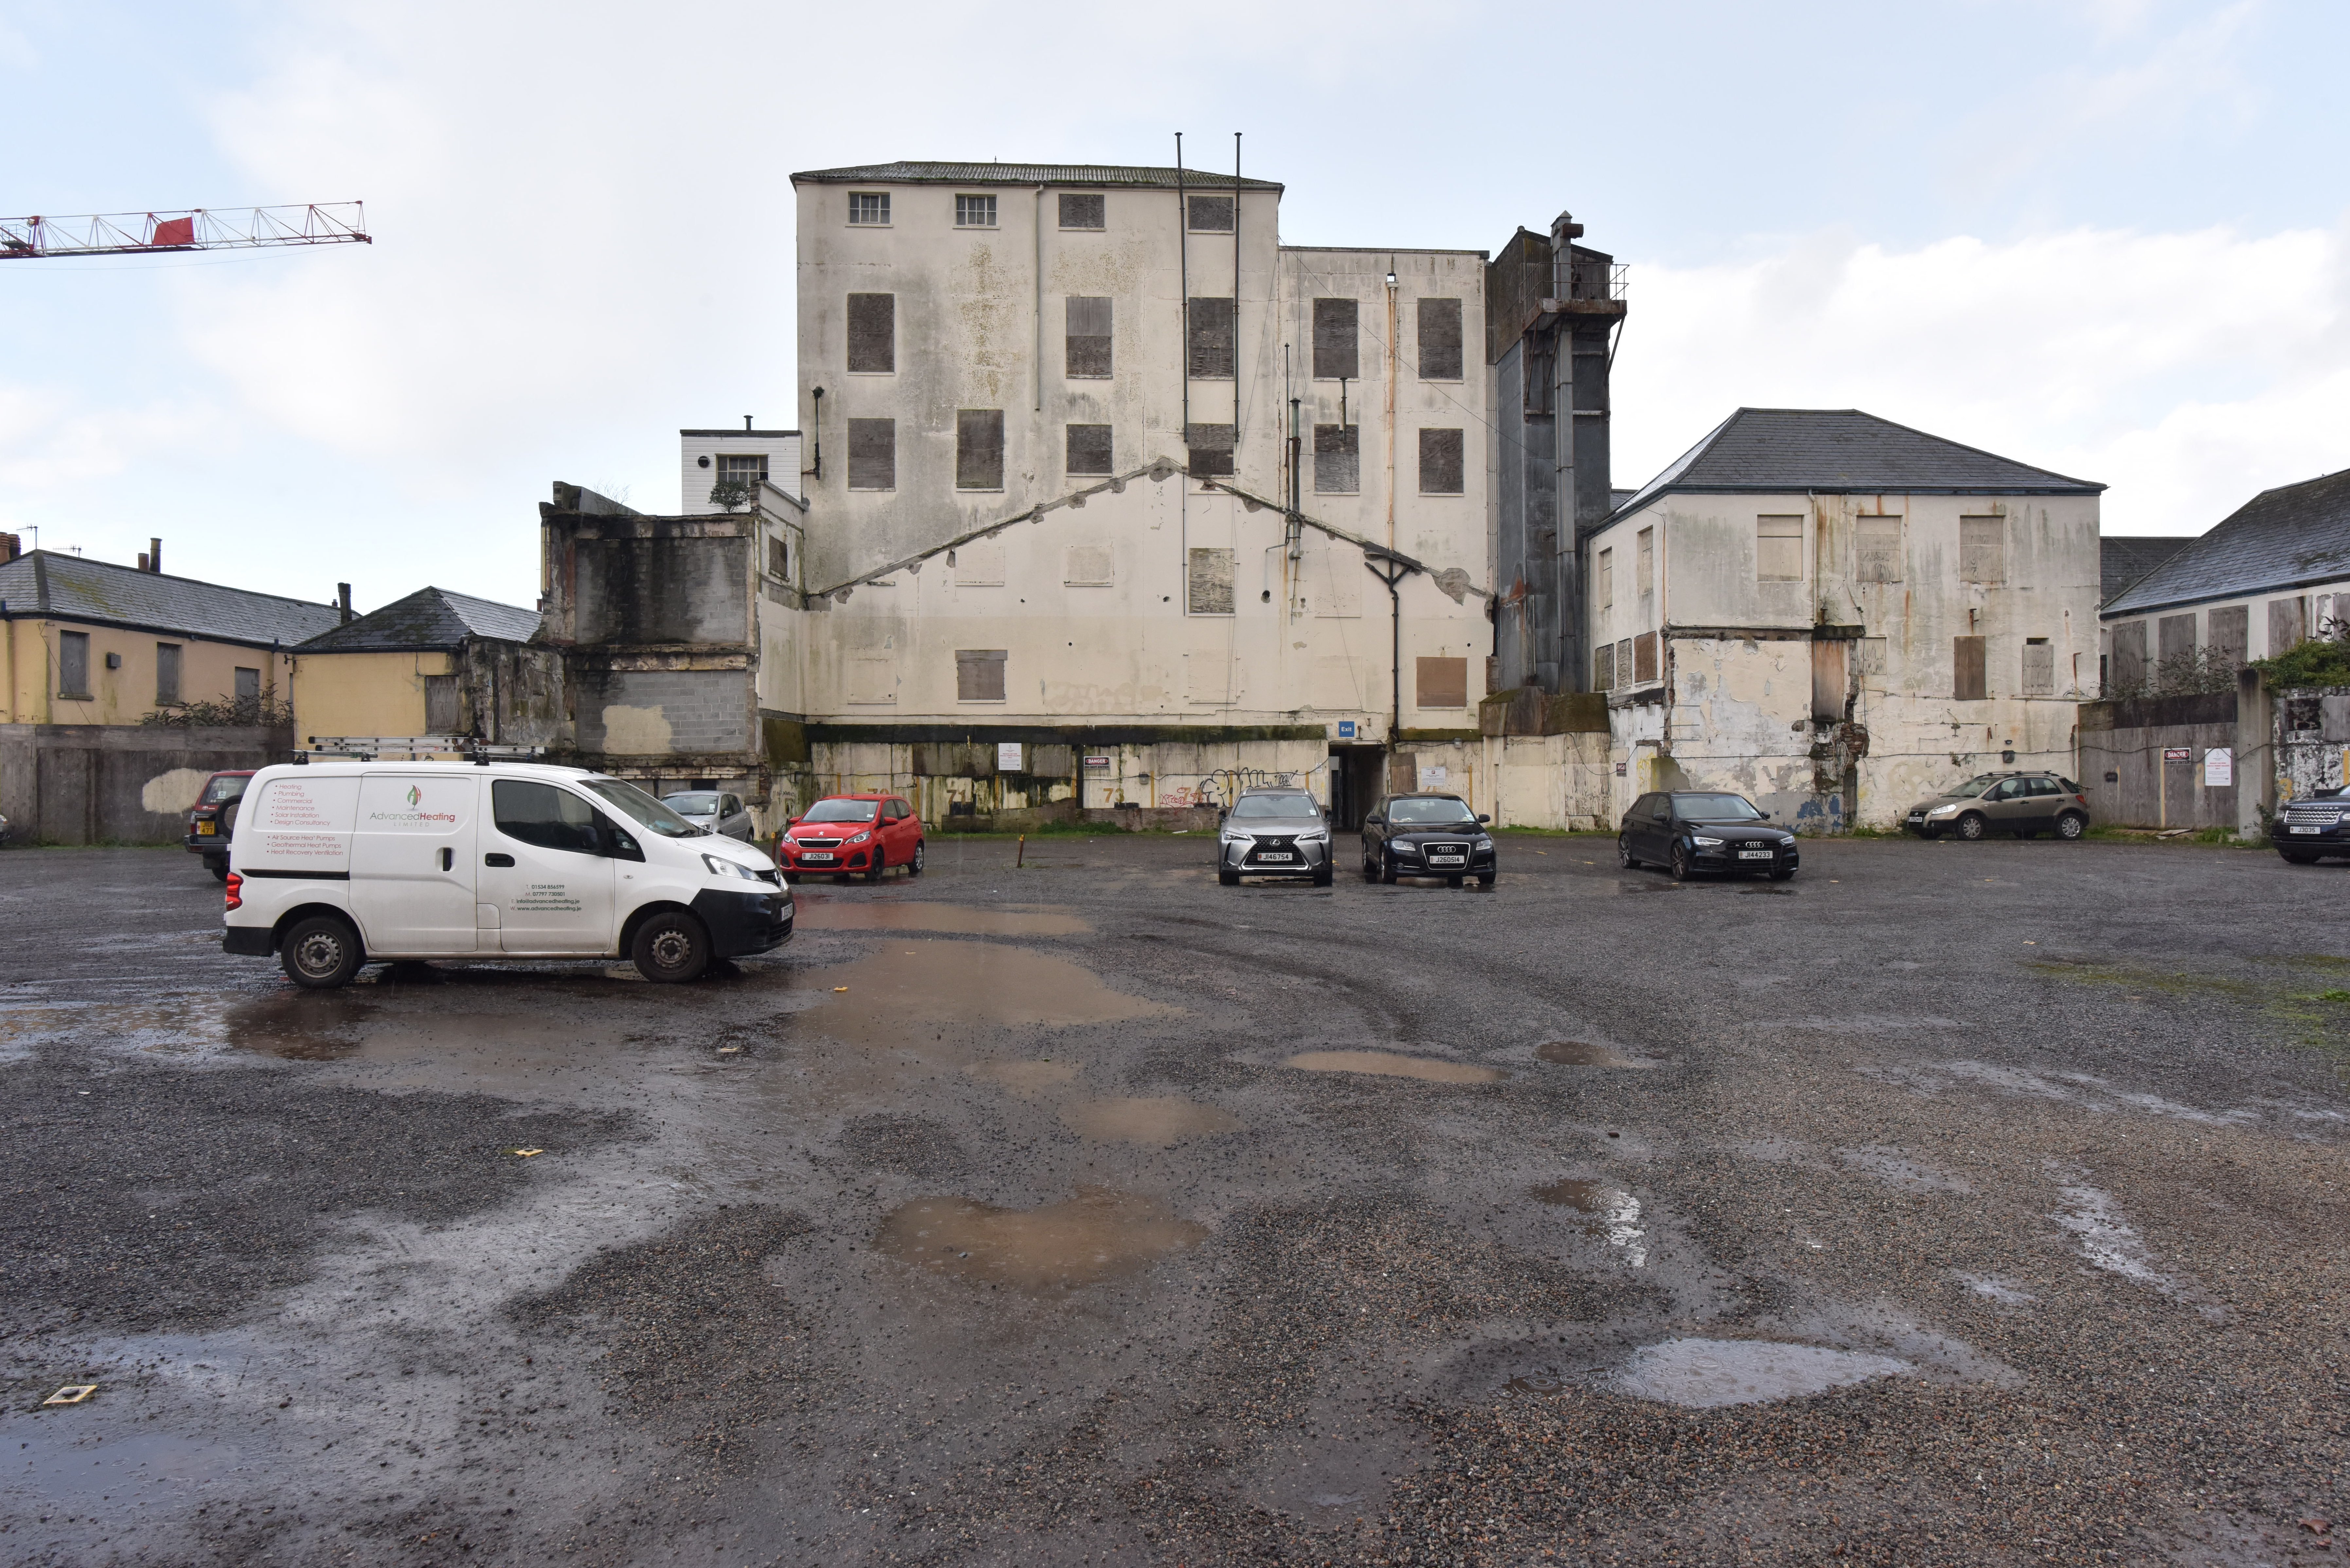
xmin=289 ymin=586 xmax=559 ymax=751
xmin=1586 ymin=408 xmax=2104 ymax=829
xmin=2100 ymin=467 xmax=2350 ymax=693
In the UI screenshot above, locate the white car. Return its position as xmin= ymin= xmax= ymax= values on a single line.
xmin=221 ymin=761 xmax=790 ymax=988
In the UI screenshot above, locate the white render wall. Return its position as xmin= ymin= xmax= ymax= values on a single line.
xmin=680 ymin=431 xmax=803 ymax=511
xmin=2101 ymin=581 xmax=2350 ymax=681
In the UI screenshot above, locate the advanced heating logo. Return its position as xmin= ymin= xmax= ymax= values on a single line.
xmin=406 ymin=785 xmax=422 ymax=807
xmin=367 ymin=781 xmax=457 ymax=826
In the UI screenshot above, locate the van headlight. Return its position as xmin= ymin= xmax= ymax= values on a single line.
xmin=703 ymin=854 xmax=763 ymax=881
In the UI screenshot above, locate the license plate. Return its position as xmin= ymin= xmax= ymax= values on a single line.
xmin=1254 ymin=853 xmax=1294 ymax=863
xmin=2290 ymin=825 xmax=2321 ymax=835
xmin=197 ymin=821 xmax=217 ymax=835
xmin=802 ymin=851 xmax=836 ymax=861
xmin=1428 ymin=854 xmax=1465 ymax=866
xmin=1738 ymin=850 xmax=1773 ymax=860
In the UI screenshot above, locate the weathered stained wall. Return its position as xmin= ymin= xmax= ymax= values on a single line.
xmin=2077 ymin=693 xmax=2238 ymax=829
xmin=4 ymin=616 xmax=294 ymax=726
xmin=0 ymin=723 xmax=292 ymax=844
xmin=290 ymin=650 xmax=446 ymax=742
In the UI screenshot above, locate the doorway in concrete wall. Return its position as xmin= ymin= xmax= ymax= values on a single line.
xmin=1328 ymin=746 xmax=1387 ymax=831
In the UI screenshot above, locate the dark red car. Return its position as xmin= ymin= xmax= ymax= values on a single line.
xmin=184 ymin=770 xmax=254 ymax=881
xmin=776 ymin=794 xmax=924 ymax=882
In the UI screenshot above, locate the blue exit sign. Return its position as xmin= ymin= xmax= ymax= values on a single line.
xmin=1336 ymin=720 xmax=1357 ymax=739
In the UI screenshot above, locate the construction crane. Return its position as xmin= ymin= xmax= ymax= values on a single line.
xmin=0 ymin=202 xmax=369 ymax=260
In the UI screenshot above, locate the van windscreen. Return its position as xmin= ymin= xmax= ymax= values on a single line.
xmin=579 ymin=776 xmax=705 ymax=837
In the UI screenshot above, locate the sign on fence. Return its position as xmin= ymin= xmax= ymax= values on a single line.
xmin=2203 ymin=747 xmax=2233 ymax=786
xmin=2163 ymin=747 xmax=2192 ymax=763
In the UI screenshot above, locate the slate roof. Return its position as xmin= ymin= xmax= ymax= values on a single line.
xmin=2100 ymin=535 xmax=2192 ymax=606
xmin=2103 ymin=467 xmax=2350 ymax=617
xmin=293 ymin=586 xmax=540 ymax=653
xmin=0 ymin=550 xmax=343 ymax=648
xmin=791 ymin=161 xmax=1282 ymax=192
xmin=1609 ymin=408 xmax=2103 ymax=526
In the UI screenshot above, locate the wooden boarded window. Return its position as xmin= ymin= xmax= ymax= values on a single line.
xmin=1960 ymin=516 xmax=2005 ymax=583
xmin=2021 ymin=638 xmax=2055 ymax=696
xmin=1187 ymin=297 xmax=1235 ymax=379
xmin=1312 ymin=298 xmax=1358 ymax=380
xmin=1616 ymin=637 xmax=1634 ymax=684
xmin=1810 ymin=638 xmax=1846 ymax=723
xmin=154 ymin=642 xmax=181 ymax=705
xmin=1953 ymin=635 xmax=1987 ymax=700
xmin=1632 ymin=631 xmax=1658 ymax=683
xmin=846 ymin=418 xmax=895 ymax=490
xmin=1184 ymin=422 xmax=1234 ymax=478
xmin=1064 ymin=544 xmax=1113 ymax=586
xmin=1636 ymin=527 xmax=1654 ymax=598
xmin=767 ymin=535 xmax=789 ymax=579
xmin=2270 ymin=595 xmax=2308 ymax=652
xmin=1593 ymin=642 xmax=1615 ymax=690
xmin=425 ymin=674 xmax=463 ymax=733
xmin=1186 ymin=194 xmax=1234 ymax=231
xmin=1417 ymin=297 xmax=1463 ymax=380
xmin=1756 ymin=514 xmax=1804 ymax=581
xmin=1416 ymin=656 xmax=1468 ymax=710
xmin=1065 ymin=296 xmax=1112 ymax=378
xmin=1058 ymin=193 xmax=1104 ymax=229
xmin=955 ymin=650 xmax=1007 ymax=702
xmin=1419 ymin=428 xmax=1465 ymax=495
xmin=1598 ymin=547 xmax=1613 ymax=608
xmin=2207 ymin=605 xmax=2248 ymax=666
xmin=2109 ymin=620 xmax=2147 ymax=691
xmin=1313 ymin=425 xmax=1358 ymax=493
xmin=1065 ymin=423 xmax=1113 ymax=475
xmin=1187 ymin=547 xmax=1235 ymax=615
xmin=2157 ymin=613 xmax=2197 ymax=665
xmin=1855 ymin=516 xmax=1902 ymax=582
xmin=846 ymin=293 xmax=894 ymax=373
xmin=956 ymin=409 xmax=1005 ymax=490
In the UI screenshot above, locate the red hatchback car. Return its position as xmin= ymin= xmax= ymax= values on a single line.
xmin=776 ymin=794 xmax=925 ymax=882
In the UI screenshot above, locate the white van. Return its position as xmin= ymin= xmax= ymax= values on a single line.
xmin=221 ymin=761 xmax=791 ymax=988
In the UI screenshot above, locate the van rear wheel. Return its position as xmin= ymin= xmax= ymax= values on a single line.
xmin=631 ymin=911 xmax=711 ymax=983
xmin=281 ymin=914 xmax=363 ymax=990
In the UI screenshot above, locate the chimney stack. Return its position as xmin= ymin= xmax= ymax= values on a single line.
xmin=338 ymin=583 xmax=353 ymax=624
xmin=0 ymin=533 xmax=19 ymax=562
xmin=138 ymin=553 xmax=151 ymax=571
xmin=149 ymin=536 xmax=163 ymax=573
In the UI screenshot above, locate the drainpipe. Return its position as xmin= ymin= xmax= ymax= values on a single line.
xmin=1175 ymin=135 xmax=1188 ymax=440
xmin=1033 ymin=185 xmax=1046 ymax=414
xmin=1384 ymin=262 xmax=1398 ymax=552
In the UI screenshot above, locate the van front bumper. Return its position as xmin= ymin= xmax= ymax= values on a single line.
xmin=692 ymin=889 xmax=794 ymax=958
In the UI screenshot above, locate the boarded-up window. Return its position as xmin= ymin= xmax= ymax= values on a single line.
xmin=1313 ymin=424 xmax=1358 ymax=493
xmin=1066 ymin=423 xmax=1113 ymax=475
xmin=2110 ymin=620 xmax=2147 ymax=691
xmin=1184 ymin=422 xmax=1234 ymax=478
xmin=1416 ymin=656 xmax=1468 ymax=709
xmin=1953 ymin=635 xmax=1987 ymax=700
xmin=1312 ymin=298 xmax=1358 ymax=380
xmin=1593 ymin=643 xmax=1615 ymax=690
xmin=1960 ymin=516 xmax=2004 ymax=583
xmin=1616 ymin=637 xmax=1633 ymax=684
xmin=1636 ymin=527 xmax=1654 ymax=597
xmin=1632 ymin=632 xmax=1658 ymax=683
xmin=1417 ymin=297 xmax=1463 ymax=380
xmin=847 ymin=656 xmax=894 ymax=704
xmin=1855 ymin=516 xmax=1902 ymax=582
xmin=1186 ymin=194 xmax=1233 ymax=232
xmin=1187 ymin=297 xmax=1235 ymax=378
xmin=1305 ymin=544 xmax=1362 ymax=617
xmin=154 ymin=642 xmax=181 ymax=705
xmin=847 ymin=418 xmax=895 ymax=490
xmin=425 ymin=674 xmax=463 ymax=733
xmin=1058 ymin=193 xmax=1104 ymax=229
xmin=955 ymin=650 xmax=1007 ymax=702
xmin=2270 ymin=595 xmax=2308 ymax=653
xmin=1598 ymin=548 xmax=1613 ymax=608
xmin=767 ymin=535 xmax=789 ymax=579
xmin=1419 ymin=429 xmax=1465 ymax=494
xmin=2157 ymin=613 xmax=2197 ymax=664
xmin=1065 ymin=296 xmax=1112 ymax=378
xmin=952 ymin=543 xmax=1005 ymax=586
xmin=2207 ymin=605 xmax=2249 ymax=667
xmin=846 ymin=293 xmax=894 ymax=373
xmin=956 ymin=409 xmax=1005 ymax=490
xmin=1757 ymin=514 xmax=1804 ymax=581
xmin=57 ymin=629 xmax=89 ymax=696
xmin=2021 ymin=638 xmax=2055 ymax=696
xmin=1065 ymin=544 xmax=1113 ymax=586
xmin=1811 ymin=638 xmax=1846 ymax=723
xmin=235 ymin=668 xmax=260 ymax=707
xmin=1187 ymin=547 xmax=1235 ymax=615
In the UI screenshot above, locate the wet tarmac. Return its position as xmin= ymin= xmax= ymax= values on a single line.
xmin=1 ymin=836 xmax=2345 ymax=1566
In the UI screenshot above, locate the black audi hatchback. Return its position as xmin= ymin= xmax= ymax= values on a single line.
xmin=1618 ymin=790 xmax=1799 ymax=881
xmin=1361 ymin=794 xmax=1498 ymax=887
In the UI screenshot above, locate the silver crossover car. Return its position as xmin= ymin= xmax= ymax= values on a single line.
xmin=660 ymin=789 xmax=756 ymax=842
xmin=1217 ymin=788 xmax=1334 ymax=886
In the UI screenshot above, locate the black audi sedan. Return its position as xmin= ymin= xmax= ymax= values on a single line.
xmin=1361 ymin=794 xmax=1497 ymax=887
xmin=1618 ymin=790 xmax=1799 ymax=881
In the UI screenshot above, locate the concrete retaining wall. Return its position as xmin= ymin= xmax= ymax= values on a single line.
xmin=0 ymin=724 xmax=292 ymax=844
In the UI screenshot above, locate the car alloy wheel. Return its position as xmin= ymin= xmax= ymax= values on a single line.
xmin=908 ymin=840 xmax=925 ymax=875
xmin=2055 ymin=813 xmax=2086 ymax=841
xmin=1956 ymin=812 xmax=1987 ymax=841
xmin=1669 ymin=843 xmax=1692 ymax=882
xmin=1617 ymin=834 xmax=1637 ymax=869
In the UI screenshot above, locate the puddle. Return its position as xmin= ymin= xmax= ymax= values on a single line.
xmin=793 ymin=899 xmax=1089 ymax=937
xmin=1282 ymin=1050 xmax=1501 ymax=1085
xmin=968 ymin=1059 xmax=1081 ymax=1094
xmin=2 ymin=1431 xmax=248 ymax=1509
xmin=1609 ymin=1338 xmax=1909 ymax=1408
xmin=1534 ymin=1040 xmax=1650 ymax=1068
xmin=1061 ymin=1096 xmax=1242 ymax=1148
xmin=1531 ymin=1179 xmax=1647 ymax=1265
xmin=873 ymin=1188 xmax=1207 ymax=1291
xmin=1955 ymin=1272 xmax=2038 ymax=1304
xmin=2049 ymin=1181 xmax=2218 ymax=1317
xmin=808 ymin=941 xmax=1173 ymax=1050
xmin=1836 ymin=1147 xmax=1971 ymax=1194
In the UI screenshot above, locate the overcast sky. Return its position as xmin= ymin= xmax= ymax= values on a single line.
xmin=2 ymin=0 xmax=2344 ymax=612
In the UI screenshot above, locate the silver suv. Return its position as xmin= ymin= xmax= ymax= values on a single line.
xmin=1217 ymin=788 xmax=1333 ymax=886
xmin=1904 ymin=771 xmax=2091 ymax=841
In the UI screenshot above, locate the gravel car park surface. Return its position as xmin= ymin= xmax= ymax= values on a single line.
xmin=2 ymin=836 xmax=2345 ymax=1566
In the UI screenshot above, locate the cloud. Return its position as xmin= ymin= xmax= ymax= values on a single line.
xmin=1613 ymin=214 xmax=2350 ymax=533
